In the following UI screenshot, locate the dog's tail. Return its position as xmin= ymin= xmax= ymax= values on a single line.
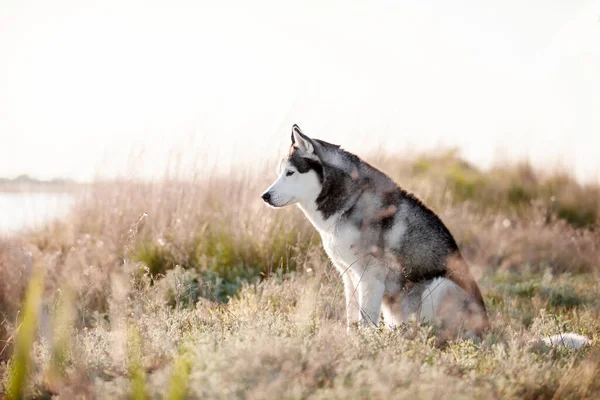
xmin=533 ymin=332 xmax=591 ymax=349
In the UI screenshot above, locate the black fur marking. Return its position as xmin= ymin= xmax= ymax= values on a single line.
xmin=316 ymin=167 xmax=351 ymax=219
xmin=378 ymin=189 xmax=460 ymax=285
xmin=288 ymin=141 xmax=358 ymax=220
xmin=406 ymin=267 xmax=447 ymax=284
xmin=394 ymin=219 xmax=453 ymax=284
xmin=397 ymin=255 xmax=445 ymax=284
xmin=398 ymin=190 xmax=460 ymax=252
xmin=288 ymin=150 xmax=324 ymax=182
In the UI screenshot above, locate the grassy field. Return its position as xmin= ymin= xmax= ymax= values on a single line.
xmin=1 ymin=150 xmax=599 ymax=399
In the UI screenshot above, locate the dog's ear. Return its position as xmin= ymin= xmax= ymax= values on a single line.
xmin=291 ymin=124 xmax=315 ymax=155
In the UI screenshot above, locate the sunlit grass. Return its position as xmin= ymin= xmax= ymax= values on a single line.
xmin=166 ymin=348 xmax=192 ymax=400
xmin=0 ymin=150 xmax=598 ymax=398
xmin=128 ymin=325 xmax=148 ymax=400
xmin=5 ymin=267 xmax=44 ymax=400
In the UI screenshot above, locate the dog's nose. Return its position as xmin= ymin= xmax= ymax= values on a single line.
xmin=261 ymin=192 xmax=271 ymax=202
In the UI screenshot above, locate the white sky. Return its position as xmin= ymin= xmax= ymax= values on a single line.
xmin=1 ymin=0 xmax=599 ymax=182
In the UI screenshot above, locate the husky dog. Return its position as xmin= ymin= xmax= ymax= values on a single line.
xmin=261 ymin=125 xmax=490 ymax=340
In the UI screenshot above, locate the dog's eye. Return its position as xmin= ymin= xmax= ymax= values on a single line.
xmin=286 ymin=170 xmax=295 ymax=177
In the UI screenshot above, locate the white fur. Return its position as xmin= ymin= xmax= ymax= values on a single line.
xmin=541 ymin=333 xmax=591 ymax=349
xmin=420 ymin=277 xmax=463 ymax=323
xmin=296 ymin=200 xmax=339 ymax=233
xmin=302 ymin=202 xmax=402 ymax=329
xmin=293 ymin=130 xmax=314 ymax=154
xmin=262 ymin=165 xmax=322 ymax=209
xmin=267 ymin=160 xmax=393 ymax=328
xmin=385 ymin=215 xmax=407 ymax=250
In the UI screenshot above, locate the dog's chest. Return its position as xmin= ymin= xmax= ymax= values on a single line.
xmin=319 ymin=224 xmax=362 ymax=270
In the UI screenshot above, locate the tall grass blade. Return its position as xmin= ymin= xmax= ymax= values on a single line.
xmin=6 ymin=266 xmax=45 ymax=400
xmin=128 ymin=324 xmax=148 ymax=400
xmin=166 ymin=351 xmax=192 ymax=400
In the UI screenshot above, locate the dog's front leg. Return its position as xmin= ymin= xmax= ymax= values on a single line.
xmin=357 ymin=267 xmax=386 ymax=329
xmin=341 ymin=269 xmax=360 ymax=334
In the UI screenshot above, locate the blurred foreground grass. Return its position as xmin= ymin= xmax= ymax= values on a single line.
xmin=1 ymin=150 xmax=599 ymax=399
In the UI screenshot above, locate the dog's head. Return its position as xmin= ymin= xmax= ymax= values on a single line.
xmin=261 ymin=125 xmax=327 ymax=208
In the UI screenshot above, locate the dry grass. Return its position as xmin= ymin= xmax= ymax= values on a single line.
xmin=0 ymin=150 xmax=599 ymax=399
